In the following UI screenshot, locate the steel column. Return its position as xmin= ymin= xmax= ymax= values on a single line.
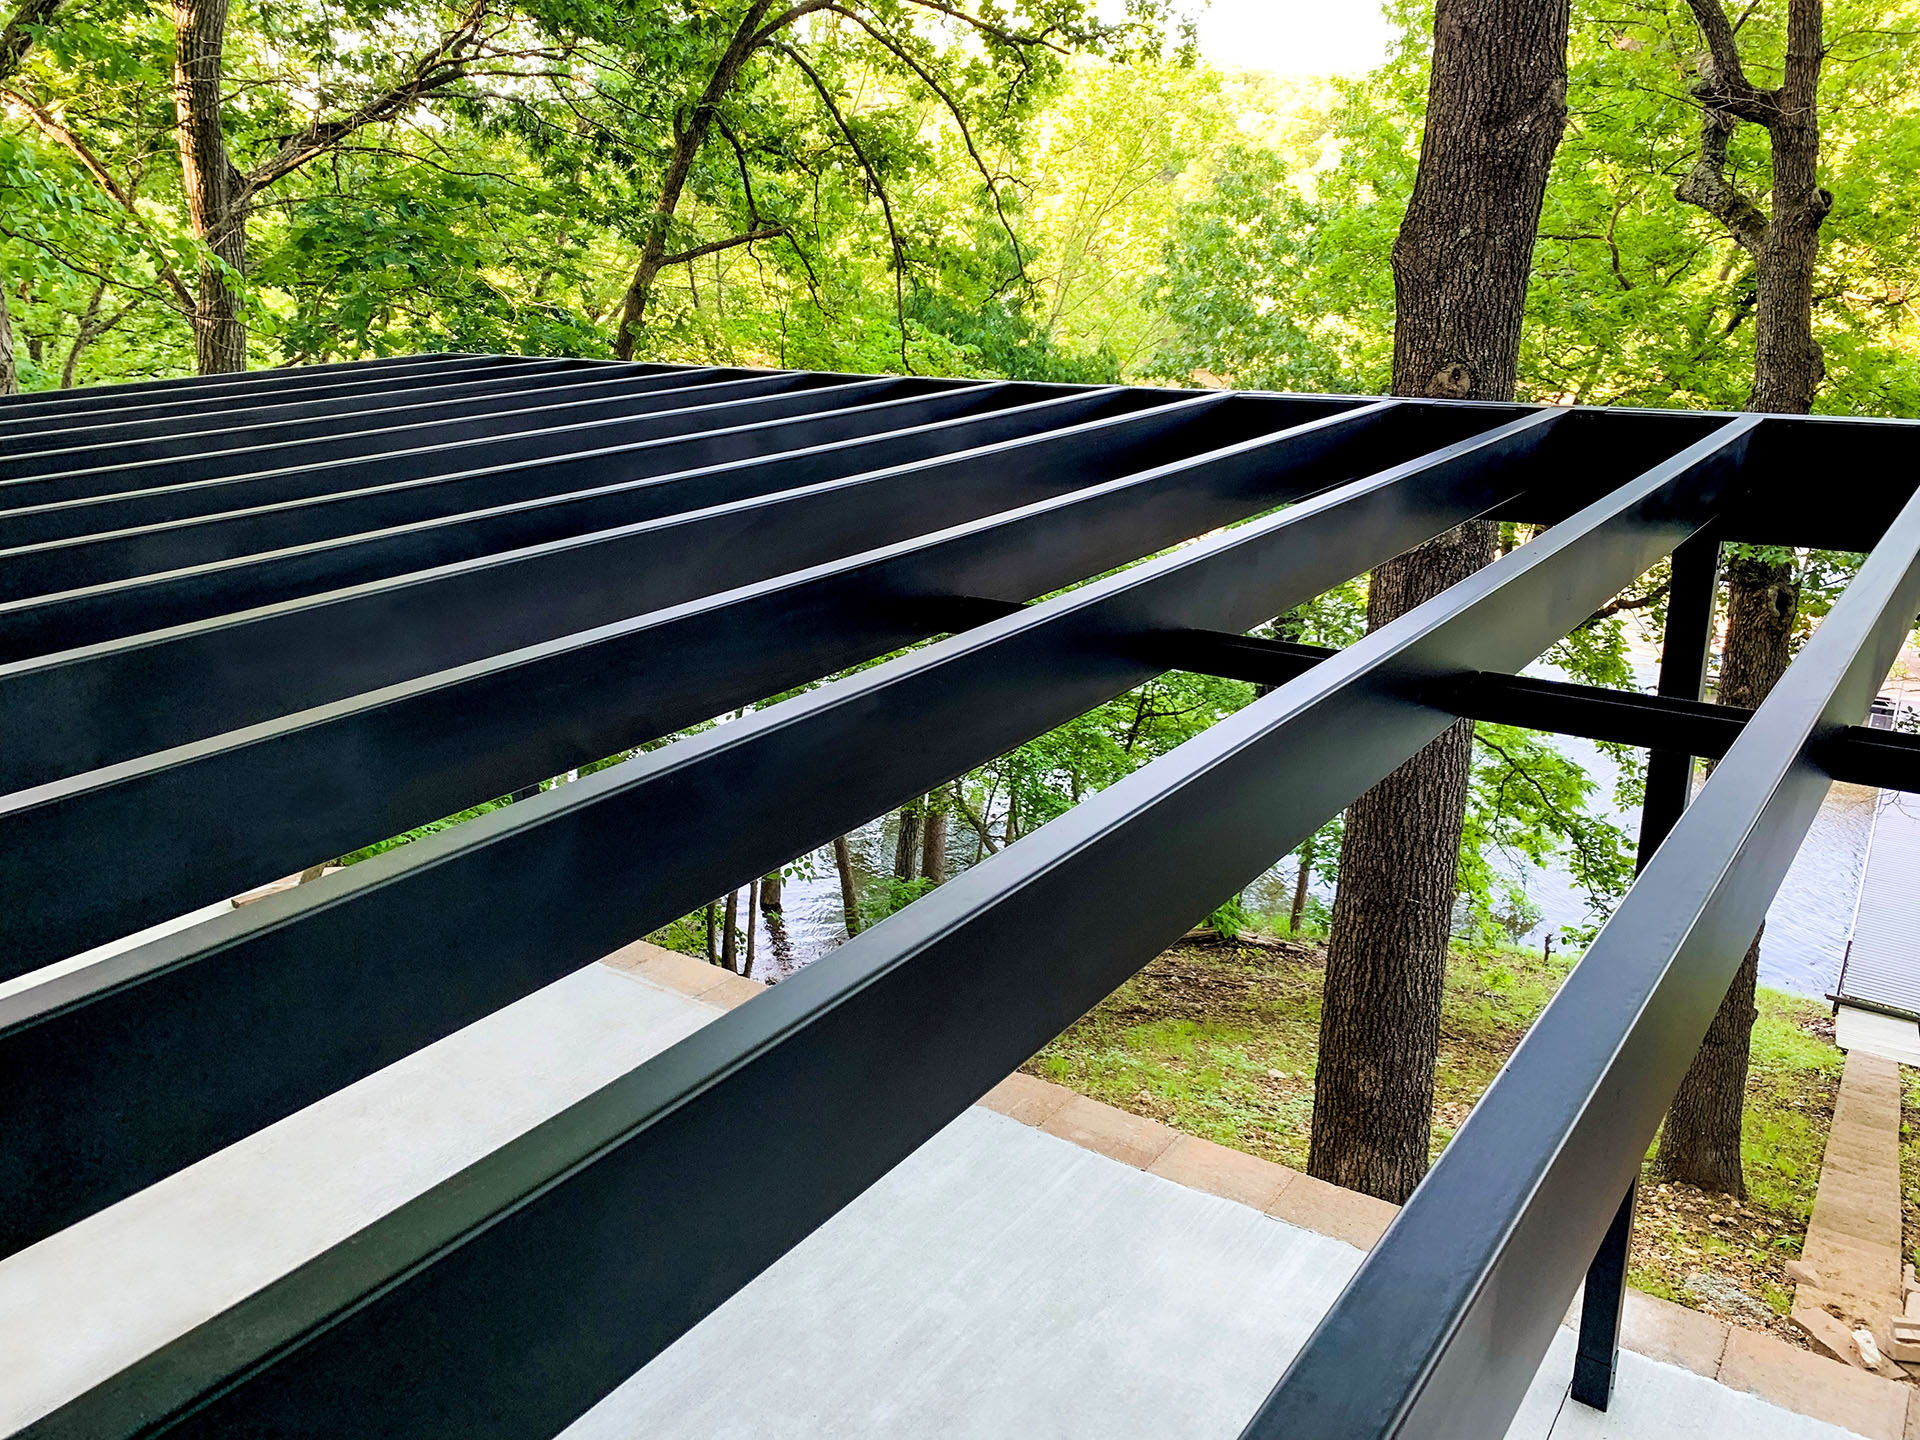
xmin=1570 ymin=527 xmax=1721 ymax=1408
xmin=15 ymin=418 xmax=1753 ymax=1440
xmin=1243 ymin=440 xmax=1920 ymax=1440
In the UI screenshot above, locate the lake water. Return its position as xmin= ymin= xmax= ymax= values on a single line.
xmin=739 ymin=638 xmax=1907 ymax=999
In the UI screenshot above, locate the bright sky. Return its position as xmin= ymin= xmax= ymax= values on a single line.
xmin=1191 ymin=0 xmax=1393 ymax=77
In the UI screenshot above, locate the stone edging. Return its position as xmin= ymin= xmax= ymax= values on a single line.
xmin=604 ymin=940 xmax=1914 ymax=1440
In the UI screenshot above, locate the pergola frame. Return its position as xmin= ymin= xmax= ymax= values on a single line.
xmin=4 ymin=355 xmax=1918 ymax=1439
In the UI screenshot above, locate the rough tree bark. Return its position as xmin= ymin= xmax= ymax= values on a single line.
xmin=611 ymin=0 xmax=776 ymax=359
xmin=0 ymin=286 xmax=16 ymax=395
xmin=1308 ymin=0 xmax=1571 ymax=1204
xmin=742 ymin=878 xmax=760 ymax=977
xmin=720 ymin=887 xmax=740 ymax=972
xmin=833 ymin=834 xmax=861 ymax=936
xmin=921 ymin=788 xmax=948 ymax=883
xmin=1657 ymin=0 xmax=1829 ymax=1195
xmin=1675 ymin=0 xmax=1831 ymax=415
xmin=1656 ymin=556 xmax=1798 ymax=1194
xmin=892 ymin=796 xmax=923 ymax=882
xmin=760 ymin=867 xmax=783 ymax=913
xmin=1289 ymin=837 xmax=1313 ymax=934
xmin=171 ymin=0 xmax=248 ymax=373
xmin=0 ymin=0 xmax=65 ymax=80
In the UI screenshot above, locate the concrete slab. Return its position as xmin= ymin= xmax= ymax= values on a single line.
xmin=563 ymin=1111 xmax=1368 ymax=1440
xmin=1 ymin=941 xmax=1895 ymax=1440
xmin=1620 ymin=1288 xmax=1731 ymax=1378
xmin=1149 ymin=1133 xmax=1294 ymax=1211
xmin=1265 ymin=1167 xmax=1398 ymax=1249
xmin=1039 ymin=1093 xmax=1179 ymax=1169
xmin=1550 ymin=1344 xmax=1880 ymax=1440
xmin=0 ymin=961 xmax=717 ymax=1432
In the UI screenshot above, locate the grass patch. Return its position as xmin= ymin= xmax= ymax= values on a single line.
xmin=1028 ymin=938 xmax=1849 ymax=1342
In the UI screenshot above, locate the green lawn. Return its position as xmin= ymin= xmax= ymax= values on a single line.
xmin=1028 ymin=937 xmax=1847 ymax=1340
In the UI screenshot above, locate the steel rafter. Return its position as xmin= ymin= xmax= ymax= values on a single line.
xmin=4 ymin=355 xmax=1919 ymax=1440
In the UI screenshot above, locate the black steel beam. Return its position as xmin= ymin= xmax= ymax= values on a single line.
xmin=1240 ymin=429 xmax=1920 ymax=1439
xmin=0 ymin=351 xmax=512 ymax=424
xmin=0 ymin=369 xmax=879 ymax=507
xmin=0 ymin=379 xmax=1000 ymax=552
xmin=0 ymin=388 xmax=1157 ymax=634
xmin=0 ymin=360 xmax=714 ymax=452
xmin=1571 ymin=526 xmax=1719 ymax=1409
xmin=11 ymin=415 xmax=1754 ymax=1440
xmin=0 ymin=364 xmax=749 ymax=479
xmin=0 ymin=395 xmax=1428 ymax=979
xmin=0 ymin=400 xmax=1570 ymax=1255
xmin=0 ymin=382 xmax=1025 ymax=576
xmin=1177 ymin=628 xmax=1920 ymax=792
xmin=0 ymin=389 xmax=1314 ymax=789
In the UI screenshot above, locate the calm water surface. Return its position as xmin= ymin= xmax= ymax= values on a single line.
xmin=742 ymin=641 xmax=1894 ymax=999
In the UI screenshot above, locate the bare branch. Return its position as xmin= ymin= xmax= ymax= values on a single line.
xmin=242 ymin=0 xmax=500 ymax=192
xmin=815 ymin=3 xmax=1029 ymax=294
xmin=776 ymin=40 xmax=913 ymax=372
xmin=897 ymin=0 xmax=1067 ymax=53
xmin=1674 ymin=107 xmax=1770 ymax=252
xmin=0 ymin=84 xmax=196 ymax=311
xmin=659 ymin=226 xmax=786 ymax=265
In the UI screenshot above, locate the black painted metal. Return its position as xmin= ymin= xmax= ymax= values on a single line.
xmin=0 ymin=387 xmax=1161 ymax=639
xmin=13 ymin=411 xmax=1753 ymax=1440
xmin=1571 ymin=526 xmax=1721 ymax=1409
xmin=8 ymin=355 xmax=1920 ymax=1440
xmin=0 ymin=360 xmax=715 ymax=453
xmin=1242 ymin=449 xmax=1920 ymax=1439
xmin=0 ymin=351 xmax=508 ymax=425
xmin=0 ymin=370 xmax=894 ymax=511
xmin=3 ymin=397 xmax=1562 ymax=1246
xmin=0 ymin=365 xmax=758 ymax=482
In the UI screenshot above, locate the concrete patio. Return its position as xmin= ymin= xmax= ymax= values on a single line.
xmin=2 ymin=937 xmax=1909 ymax=1440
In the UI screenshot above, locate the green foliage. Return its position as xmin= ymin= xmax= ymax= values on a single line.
xmin=859 ymin=874 xmax=937 ymax=928
xmin=1206 ymin=896 xmax=1250 ymax=940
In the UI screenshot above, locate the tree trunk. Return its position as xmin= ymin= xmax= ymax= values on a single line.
xmin=171 ymin=0 xmax=248 ymax=373
xmin=742 ymin=878 xmax=759 ymax=978
xmin=921 ymin=790 xmax=948 ymax=883
xmin=893 ymin=796 xmax=923 ymax=882
xmin=760 ymin=867 xmax=783 ymax=914
xmin=1386 ymin=0 xmax=1572 ymax=406
xmin=0 ymin=285 xmax=16 ymax=395
xmin=720 ymin=887 xmax=739 ymax=973
xmin=1309 ymin=524 xmax=1499 ymax=1202
xmin=611 ymin=0 xmax=774 ymax=359
xmin=705 ymin=899 xmax=719 ymax=963
xmin=1655 ymin=554 xmax=1797 ymax=1194
xmin=1309 ymin=0 xmax=1570 ymax=1205
xmin=1657 ymin=0 xmax=1826 ymax=1194
xmin=833 ymin=835 xmax=861 ymax=937
xmin=1289 ymin=837 xmax=1314 ymax=934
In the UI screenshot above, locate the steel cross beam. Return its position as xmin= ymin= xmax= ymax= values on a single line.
xmin=0 ymin=352 xmax=512 ymax=427
xmin=0 ymin=362 xmax=734 ymax=460
xmin=14 ymin=355 xmax=1920 ymax=1440
xmin=0 ymin=387 xmax=1140 ymax=610
xmin=12 ymin=415 xmax=1754 ymax=1440
xmin=0 ymin=370 xmax=903 ymax=514
xmin=1171 ymin=623 xmax=1920 ymax=792
xmin=1 ymin=396 xmax=1551 ymax=1253
xmin=1241 ymin=451 xmax=1920 ymax=1438
xmin=0 ymin=393 xmax=1416 ymax=975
